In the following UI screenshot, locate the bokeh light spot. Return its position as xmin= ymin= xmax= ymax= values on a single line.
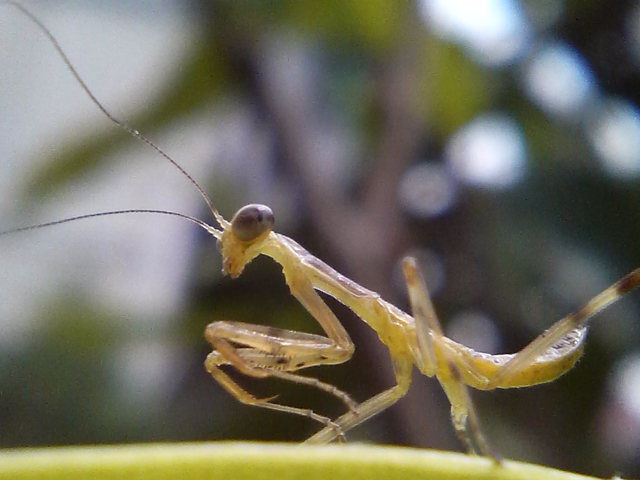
xmin=398 ymin=162 xmax=458 ymax=218
xmin=589 ymin=98 xmax=640 ymax=179
xmin=446 ymin=113 xmax=526 ymax=189
xmin=419 ymin=0 xmax=531 ymax=65
xmin=523 ymin=42 xmax=597 ymax=118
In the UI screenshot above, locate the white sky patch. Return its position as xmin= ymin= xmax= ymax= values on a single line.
xmin=0 ymin=4 xmax=202 ymax=347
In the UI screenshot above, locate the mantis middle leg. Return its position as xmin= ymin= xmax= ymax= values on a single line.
xmin=304 ymin=359 xmax=413 ymax=444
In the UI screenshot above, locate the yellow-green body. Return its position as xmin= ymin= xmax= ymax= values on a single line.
xmin=210 ymin=215 xmax=623 ymax=460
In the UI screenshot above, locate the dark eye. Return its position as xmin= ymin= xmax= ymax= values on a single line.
xmin=231 ymin=204 xmax=275 ymax=242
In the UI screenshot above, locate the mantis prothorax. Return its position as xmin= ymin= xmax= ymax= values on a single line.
xmin=3 ymin=2 xmax=640 ymax=464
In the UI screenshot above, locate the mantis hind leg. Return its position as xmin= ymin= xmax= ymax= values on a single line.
xmin=402 ymin=257 xmax=501 ymax=463
xmin=437 ymin=361 xmax=502 ymax=462
xmin=485 ymin=268 xmax=640 ymax=389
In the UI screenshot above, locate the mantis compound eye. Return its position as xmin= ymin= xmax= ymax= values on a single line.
xmin=231 ymin=204 xmax=275 ymax=242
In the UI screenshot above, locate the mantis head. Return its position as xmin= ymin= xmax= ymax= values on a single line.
xmin=217 ymin=204 xmax=275 ymax=278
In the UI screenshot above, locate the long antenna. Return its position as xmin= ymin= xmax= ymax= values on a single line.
xmin=0 ymin=209 xmax=222 ymax=239
xmin=1 ymin=1 xmax=229 ymax=232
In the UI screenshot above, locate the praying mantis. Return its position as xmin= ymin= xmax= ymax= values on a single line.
xmin=2 ymin=2 xmax=640 ymax=465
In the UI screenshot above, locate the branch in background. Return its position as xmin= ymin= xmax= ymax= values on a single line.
xmin=202 ymin=1 xmax=454 ymax=448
